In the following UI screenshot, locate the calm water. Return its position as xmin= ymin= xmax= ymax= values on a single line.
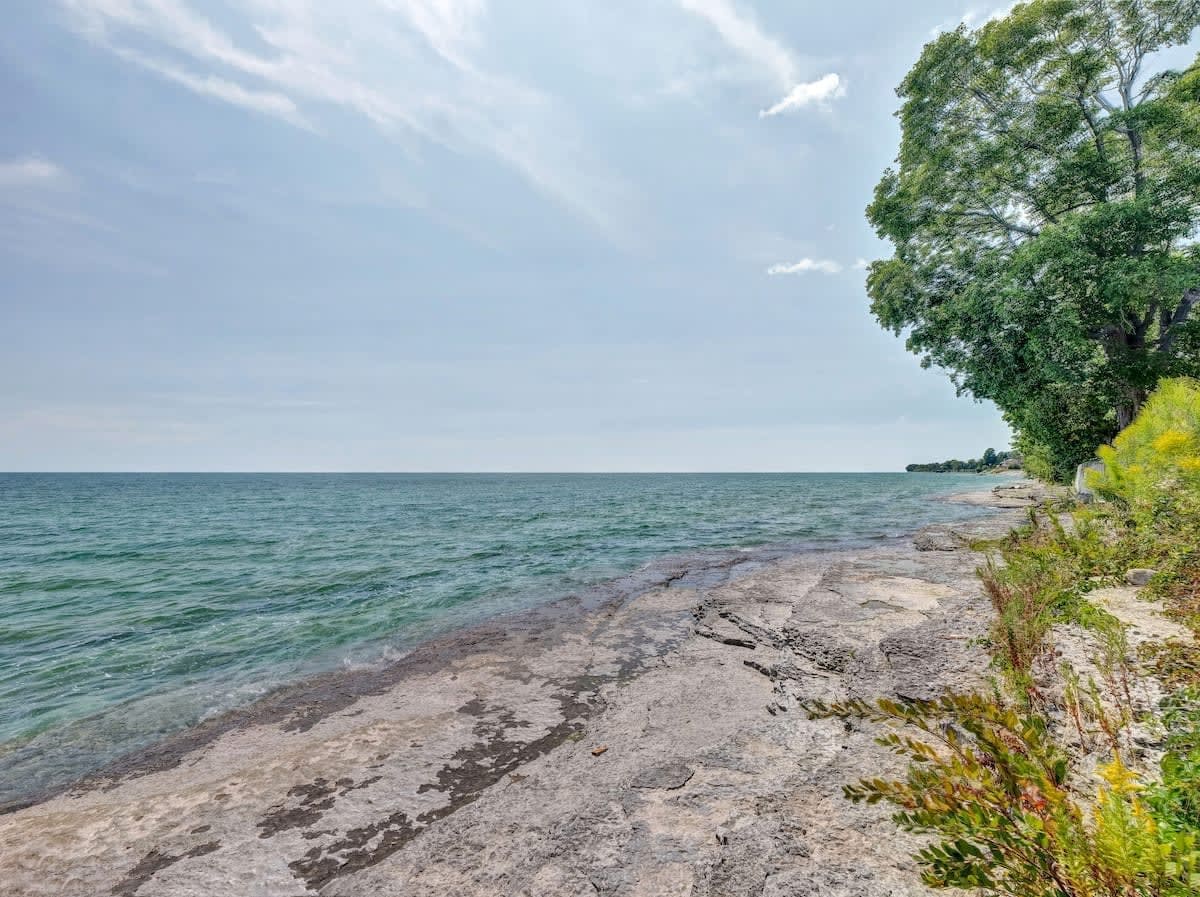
xmin=0 ymin=472 xmax=1006 ymax=801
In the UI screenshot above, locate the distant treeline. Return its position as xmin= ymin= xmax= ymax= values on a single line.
xmin=905 ymin=448 xmax=1017 ymax=473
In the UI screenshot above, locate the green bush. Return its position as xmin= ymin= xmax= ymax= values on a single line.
xmin=1013 ymin=432 xmax=1061 ymax=483
xmin=806 ymin=694 xmax=1200 ymax=896
xmin=1091 ymin=378 xmax=1200 ymax=632
xmin=1147 ymin=689 xmax=1200 ymax=837
xmin=1092 ymin=378 xmax=1200 ymax=523
xmin=819 ymin=378 xmax=1200 ymax=895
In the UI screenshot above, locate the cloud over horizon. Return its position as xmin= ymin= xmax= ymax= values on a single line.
xmin=766 ymin=258 xmax=843 ymax=275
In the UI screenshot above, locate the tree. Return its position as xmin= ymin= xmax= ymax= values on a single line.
xmin=867 ymin=0 xmax=1200 ymax=479
xmin=983 ymin=447 xmax=999 ymax=467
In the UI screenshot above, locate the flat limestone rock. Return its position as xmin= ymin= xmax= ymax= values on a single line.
xmin=1091 ymin=586 xmax=1192 ymax=646
xmin=0 ymin=492 xmax=1037 ymax=897
xmin=945 ymin=478 xmax=1061 ymax=510
xmin=836 ymin=576 xmax=958 ymax=614
xmin=630 ymin=762 xmax=694 ymax=790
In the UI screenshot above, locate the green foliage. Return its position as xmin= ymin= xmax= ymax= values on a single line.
xmin=978 ymin=509 xmax=1123 ymax=696
xmin=821 ymin=381 xmax=1200 ymax=895
xmin=1016 ymin=432 xmax=1072 ymax=484
xmin=1092 ymin=377 xmax=1200 ymax=517
xmin=1091 ymin=378 xmax=1200 ymax=628
xmin=805 ymin=693 xmax=1200 ymax=896
xmin=1154 ymin=749 xmax=1200 ymax=840
xmin=1158 ymin=555 xmax=1200 ymax=635
xmin=867 ymin=1 xmax=1200 ymax=480
xmin=1147 ymin=688 xmax=1200 ymax=837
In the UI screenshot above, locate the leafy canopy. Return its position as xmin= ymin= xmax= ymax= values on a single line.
xmin=867 ymin=0 xmax=1200 ymax=480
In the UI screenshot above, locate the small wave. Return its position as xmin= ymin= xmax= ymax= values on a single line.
xmin=0 ymin=471 xmax=1011 ymax=800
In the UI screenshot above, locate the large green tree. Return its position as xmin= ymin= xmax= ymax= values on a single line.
xmin=867 ymin=0 xmax=1200 ymax=479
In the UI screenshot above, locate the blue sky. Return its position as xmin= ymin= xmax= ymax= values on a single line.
xmin=2 ymin=0 xmax=1024 ymax=471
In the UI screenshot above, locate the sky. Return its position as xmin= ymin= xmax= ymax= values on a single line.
xmin=1 ymin=0 xmax=1026 ymax=472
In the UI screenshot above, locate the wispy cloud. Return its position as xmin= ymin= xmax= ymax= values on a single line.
xmin=767 ymin=258 xmax=842 ymax=275
xmin=759 ymin=73 xmax=844 ymax=118
xmin=675 ymin=0 xmax=843 ymax=119
xmin=676 ymin=0 xmax=798 ymax=87
xmin=114 ymin=48 xmax=313 ymax=130
xmin=853 ymin=257 xmax=870 ymax=270
xmin=0 ymin=156 xmax=66 ymax=188
xmin=58 ymin=0 xmax=635 ymax=242
xmin=0 ymin=153 xmax=168 ymax=274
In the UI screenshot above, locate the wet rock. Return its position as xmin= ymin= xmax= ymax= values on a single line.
xmin=112 ymin=841 xmax=221 ymax=897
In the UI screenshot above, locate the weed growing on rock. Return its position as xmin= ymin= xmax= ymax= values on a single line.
xmin=806 ymin=694 xmax=1200 ymax=896
xmin=821 ymin=379 xmax=1200 ymax=895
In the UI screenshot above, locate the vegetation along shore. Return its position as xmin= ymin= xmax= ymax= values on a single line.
xmin=832 ymin=0 xmax=1200 ymax=893
xmin=905 ymin=448 xmax=1020 ymax=473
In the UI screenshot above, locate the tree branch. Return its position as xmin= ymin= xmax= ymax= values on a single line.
xmin=1159 ymin=288 xmax=1200 ymax=353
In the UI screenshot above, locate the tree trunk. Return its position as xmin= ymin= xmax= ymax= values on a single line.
xmin=1116 ymin=387 xmax=1148 ymax=431
xmin=1117 ymin=403 xmax=1135 ymax=431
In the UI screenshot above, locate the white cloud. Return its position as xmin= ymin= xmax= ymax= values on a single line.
xmin=766 ymin=258 xmax=842 ymax=275
xmin=676 ymin=0 xmax=797 ymax=88
xmin=674 ymin=1 xmax=843 ymax=119
xmin=0 ymin=156 xmax=66 ymax=188
xmin=853 ymin=257 xmax=869 ymax=270
xmin=114 ymin=49 xmax=313 ymax=129
xmin=759 ymin=73 xmax=844 ymax=118
xmin=58 ymin=0 xmax=635 ymax=242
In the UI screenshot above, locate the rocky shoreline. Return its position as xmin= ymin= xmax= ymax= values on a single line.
xmin=0 ymin=482 xmax=1048 ymax=897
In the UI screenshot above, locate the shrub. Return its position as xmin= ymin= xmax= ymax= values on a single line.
xmin=817 ymin=377 xmax=1200 ymax=896
xmin=1091 ymin=378 xmax=1200 ymax=635
xmin=1014 ymin=433 xmax=1062 ymax=483
xmin=1146 ymin=689 xmax=1200 ymax=838
xmin=978 ymin=511 xmax=1120 ymax=699
xmin=806 ymin=694 xmax=1200 ymax=896
xmin=1092 ymin=378 xmax=1200 ymax=524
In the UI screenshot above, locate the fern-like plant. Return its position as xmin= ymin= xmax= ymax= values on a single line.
xmin=806 ymin=693 xmax=1200 ymax=896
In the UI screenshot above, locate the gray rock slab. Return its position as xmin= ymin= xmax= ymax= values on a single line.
xmin=630 ymin=762 xmax=694 ymax=790
xmin=0 ymin=496 xmax=1036 ymax=897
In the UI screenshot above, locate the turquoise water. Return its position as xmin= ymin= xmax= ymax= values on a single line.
xmin=0 ymin=472 xmax=1007 ymax=802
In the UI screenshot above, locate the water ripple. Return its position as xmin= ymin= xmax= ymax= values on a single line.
xmin=0 ymin=471 xmax=1005 ymax=801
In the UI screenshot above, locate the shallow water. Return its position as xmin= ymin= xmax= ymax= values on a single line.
xmin=0 ymin=472 xmax=1007 ymax=801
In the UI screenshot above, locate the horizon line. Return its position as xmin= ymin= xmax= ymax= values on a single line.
xmin=0 ymin=469 xmax=994 ymax=475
